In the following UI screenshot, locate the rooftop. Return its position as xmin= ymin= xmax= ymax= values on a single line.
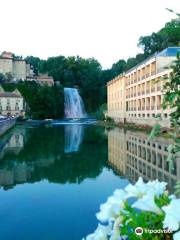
xmin=125 ymin=47 xmax=180 ymax=74
xmin=0 ymin=92 xmax=22 ymax=98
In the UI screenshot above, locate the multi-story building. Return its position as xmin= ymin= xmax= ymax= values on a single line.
xmin=0 ymin=86 xmax=24 ymax=116
xmin=107 ymin=74 xmax=126 ymax=122
xmin=107 ymin=47 xmax=180 ymax=127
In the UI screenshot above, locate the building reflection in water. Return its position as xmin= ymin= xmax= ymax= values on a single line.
xmin=0 ymin=129 xmax=25 ymax=159
xmin=108 ymin=128 xmax=180 ymax=191
xmin=0 ymin=128 xmax=33 ymax=190
xmin=0 ymin=125 xmax=106 ymax=190
xmin=64 ymin=124 xmax=84 ymax=153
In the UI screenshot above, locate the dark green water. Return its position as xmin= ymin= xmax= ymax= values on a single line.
xmin=0 ymin=124 xmax=179 ymax=240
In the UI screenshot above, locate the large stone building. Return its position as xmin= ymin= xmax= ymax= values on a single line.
xmin=0 ymin=51 xmax=54 ymax=86
xmin=0 ymin=51 xmax=31 ymax=81
xmin=107 ymin=47 xmax=180 ymax=127
xmin=0 ymin=86 xmax=24 ymax=116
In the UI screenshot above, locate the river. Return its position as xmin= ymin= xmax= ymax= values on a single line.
xmin=0 ymin=123 xmax=179 ymax=240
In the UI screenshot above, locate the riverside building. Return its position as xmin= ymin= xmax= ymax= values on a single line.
xmin=107 ymin=47 xmax=180 ymax=128
xmin=0 ymin=86 xmax=24 ymax=116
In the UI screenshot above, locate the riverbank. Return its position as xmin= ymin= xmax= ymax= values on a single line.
xmin=0 ymin=118 xmax=16 ymax=137
xmin=97 ymin=120 xmax=175 ymax=139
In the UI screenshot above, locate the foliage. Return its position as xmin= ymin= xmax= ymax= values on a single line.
xmin=163 ymin=53 xmax=180 ymax=127
xmin=25 ymin=56 xmax=41 ymax=75
xmin=105 ymin=116 xmax=115 ymax=124
xmin=38 ymin=56 xmax=104 ymax=112
xmin=0 ymin=73 xmax=6 ymax=83
xmin=95 ymin=103 xmax=107 ymax=120
xmin=2 ymin=81 xmax=64 ymax=119
xmin=149 ymin=47 xmax=180 ymax=190
xmin=138 ymin=9 xmax=180 ymax=56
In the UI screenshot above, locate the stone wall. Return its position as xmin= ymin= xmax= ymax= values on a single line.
xmin=0 ymin=118 xmax=16 ymax=137
xmin=13 ymin=60 xmax=27 ymax=80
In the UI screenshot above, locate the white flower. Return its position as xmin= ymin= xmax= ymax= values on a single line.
xmin=147 ymin=180 xmax=167 ymax=197
xmin=173 ymin=231 xmax=180 ymax=240
xmin=125 ymin=177 xmax=149 ymax=198
xmin=85 ymin=224 xmax=110 ymax=240
xmin=125 ymin=177 xmax=167 ymax=199
xmin=96 ymin=190 xmax=127 ymax=223
xmin=162 ymin=199 xmax=180 ymax=231
xmin=132 ymin=193 xmax=162 ymax=214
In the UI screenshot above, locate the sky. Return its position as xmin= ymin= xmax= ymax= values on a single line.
xmin=0 ymin=0 xmax=179 ymax=69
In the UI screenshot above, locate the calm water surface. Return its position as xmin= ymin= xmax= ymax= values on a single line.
xmin=0 ymin=124 xmax=179 ymax=240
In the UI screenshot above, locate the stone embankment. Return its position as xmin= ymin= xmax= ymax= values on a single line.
xmin=0 ymin=118 xmax=16 ymax=137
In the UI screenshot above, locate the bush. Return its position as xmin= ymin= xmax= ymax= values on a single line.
xmin=105 ymin=116 xmax=115 ymax=124
xmin=95 ymin=103 xmax=107 ymax=120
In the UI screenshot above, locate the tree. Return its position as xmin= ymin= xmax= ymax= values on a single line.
xmin=5 ymin=72 xmax=13 ymax=82
xmin=163 ymin=52 xmax=180 ymax=127
xmin=25 ymin=56 xmax=41 ymax=75
xmin=0 ymin=73 xmax=6 ymax=83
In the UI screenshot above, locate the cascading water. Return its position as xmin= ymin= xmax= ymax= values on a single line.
xmin=64 ymin=88 xmax=87 ymax=118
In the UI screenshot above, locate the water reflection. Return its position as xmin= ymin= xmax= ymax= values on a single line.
xmin=64 ymin=124 xmax=84 ymax=153
xmin=108 ymin=128 xmax=180 ymax=191
xmin=0 ymin=125 xmax=107 ymax=190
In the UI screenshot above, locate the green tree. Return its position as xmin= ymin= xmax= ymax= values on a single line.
xmin=25 ymin=56 xmax=41 ymax=75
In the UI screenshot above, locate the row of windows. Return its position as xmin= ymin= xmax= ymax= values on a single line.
xmin=127 ymin=138 xmax=167 ymax=150
xmin=126 ymin=95 xmax=162 ymax=111
xmin=126 ymin=79 xmax=163 ymax=98
xmin=0 ymin=103 xmax=20 ymax=111
xmin=126 ymin=166 xmax=177 ymax=190
xmin=127 ymin=154 xmax=177 ymax=175
xmin=127 ymin=113 xmax=168 ymax=118
xmin=126 ymin=63 xmax=156 ymax=86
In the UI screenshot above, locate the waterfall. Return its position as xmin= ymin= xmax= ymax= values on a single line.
xmin=64 ymin=88 xmax=87 ymax=118
xmin=64 ymin=125 xmax=84 ymax=153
